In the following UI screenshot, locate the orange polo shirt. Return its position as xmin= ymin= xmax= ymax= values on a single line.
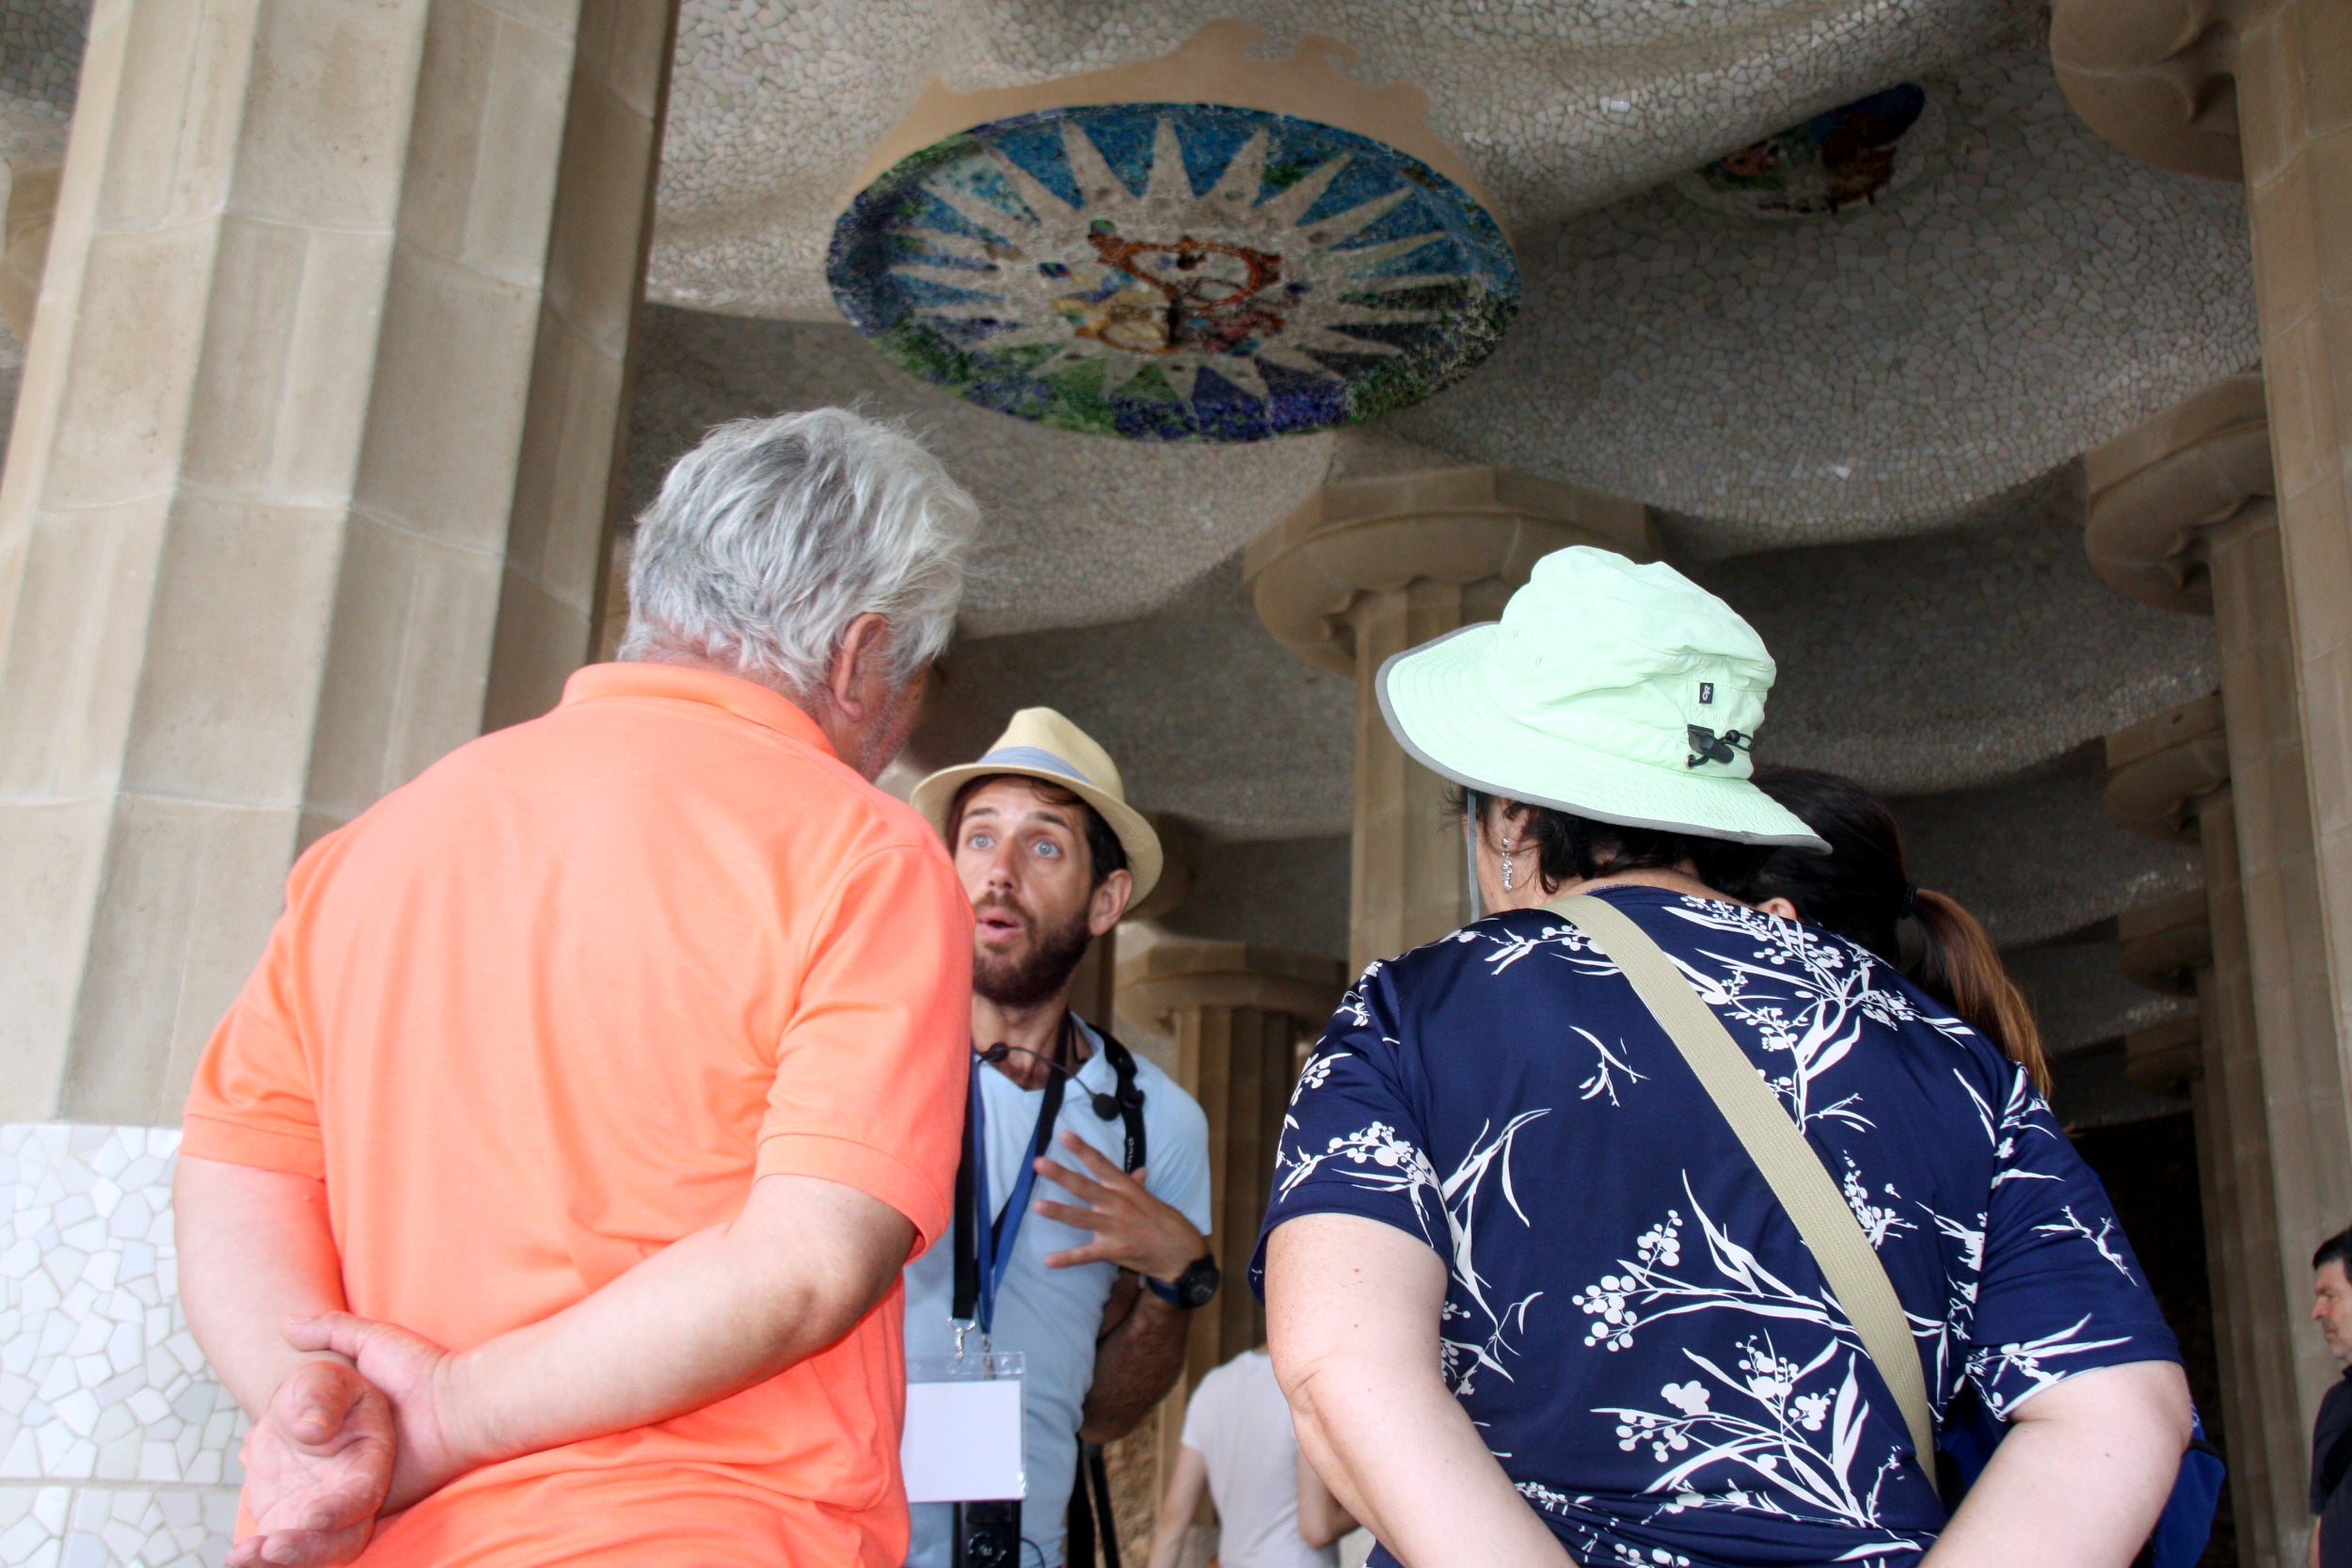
xmin=182 ymin=662 xmax=973 ymax=1566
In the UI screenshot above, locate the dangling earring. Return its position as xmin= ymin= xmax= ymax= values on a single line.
xmin=1501 ymin=836 xmax=1516 ymax=892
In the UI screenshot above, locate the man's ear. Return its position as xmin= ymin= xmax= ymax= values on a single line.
xmin=826 ymin=612 xmax=895 ymax=718
xmin=1088 ymin=867 xmax=1134 ymax=938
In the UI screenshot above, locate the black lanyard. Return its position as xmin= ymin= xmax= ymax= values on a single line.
xmin=952 ymin=1050 xmax=1067 ymax=1335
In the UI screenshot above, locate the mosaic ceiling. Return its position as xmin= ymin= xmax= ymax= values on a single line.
xmin=624 ymin=309 xmax=1336 ymax=637
xmin=1390 ymin=40 xmax=2257 ymax=546
xmin=828 ymin=103 xmax=1518 ymax=439
xmin=657 ymin=0 xmax=2041 ymax=319
xmin=650 ymin=6 xmax=2255 ymax=542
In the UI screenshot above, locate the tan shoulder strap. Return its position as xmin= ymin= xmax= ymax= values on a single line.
xmin=1545 ymin=893 xmax=1938 ymax=1463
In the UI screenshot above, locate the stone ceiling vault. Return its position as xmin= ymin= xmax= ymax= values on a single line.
xmin=0 ymin=1 xmax=2243 ymax=1057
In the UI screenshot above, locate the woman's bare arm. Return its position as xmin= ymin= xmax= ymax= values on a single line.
xmin=1145 ymin=1443 xmax=1209 ymax=1568
xmin=1264 ymin=1213 xmax=1572 ymax=1568
xmin=1923 ymin=1359 xmax=2190 ymax=1568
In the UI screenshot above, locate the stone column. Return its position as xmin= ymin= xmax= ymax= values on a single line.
xmin=2110 ymin=695 xmax=2308 ymax=1565
xmin=0 ymin=0 xmax=674 ymax=1127
xmin=2086 ymin=381 xmax=2348 ymax=1525
xmin=2058 ymin=0 xmax=2352 ymax=1338
xmin=1114 ymin=938 xmax=1345 ymax=1548
xmin=1245 ymin=467 xmax=1653 ymax=972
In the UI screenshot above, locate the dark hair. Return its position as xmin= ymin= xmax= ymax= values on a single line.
xmin=1727 ymin=767 xmax=2053 ymax=1099
xmin=947 ymin=773 xmax=1128 ymax=890
xmin=1454 ymin=787 xmax=1773 ymax=900
xmin=2315 ymin=1227 xmax=2352 ymax=1274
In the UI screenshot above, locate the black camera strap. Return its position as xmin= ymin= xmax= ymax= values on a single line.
xmin=1098 ymin=1029 xmax=1147 ymax=1175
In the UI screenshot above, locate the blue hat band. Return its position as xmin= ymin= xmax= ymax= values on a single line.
xmin=975 ymin=744 xmax=1094 ymax=789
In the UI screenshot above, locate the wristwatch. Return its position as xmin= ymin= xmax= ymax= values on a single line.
xmin=1146 ymin=1253 xmax=1221 ymax=1310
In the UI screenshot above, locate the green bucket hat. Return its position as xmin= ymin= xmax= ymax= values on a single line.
xmin=1377 ymin=546 xmax=1829 ymax=850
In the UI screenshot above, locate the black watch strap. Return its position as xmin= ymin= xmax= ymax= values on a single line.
xmin=1146 ymin=1253 xmax=1220 ymax=1309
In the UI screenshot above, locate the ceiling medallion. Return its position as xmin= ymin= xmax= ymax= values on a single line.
xmin=1677 ymin=85 xmax=1944 ymax=220
xmin=827 ymin=103 xmax=1519 ymax=442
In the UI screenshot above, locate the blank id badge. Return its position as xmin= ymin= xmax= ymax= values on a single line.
xmin=901 ymin=1352 xmax=1025 ymax=1504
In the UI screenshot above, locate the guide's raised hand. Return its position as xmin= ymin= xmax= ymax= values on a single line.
xmin=1031 ymin=1130 xmax=1204 ymax=1281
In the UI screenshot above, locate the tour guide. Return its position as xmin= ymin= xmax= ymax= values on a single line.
xmin=904 ymin=709 xmax=1216 ymax=1568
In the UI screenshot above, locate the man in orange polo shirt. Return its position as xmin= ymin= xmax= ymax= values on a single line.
xmin=172 ymin=408 xmax=982 ymax=1566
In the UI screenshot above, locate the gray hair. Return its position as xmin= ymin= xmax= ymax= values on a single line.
xmin=618 ymin=408 xmax=979 ymax=690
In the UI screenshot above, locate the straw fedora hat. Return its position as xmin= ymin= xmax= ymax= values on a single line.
xmin=911 ymin=708 xmax=1166 ymax=903
xmin=1378 ymin=546 xmax=1829 ymax=851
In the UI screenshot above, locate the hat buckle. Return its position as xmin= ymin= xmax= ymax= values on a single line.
xmin=1684 ymin=724 xmax=1756 ymax=770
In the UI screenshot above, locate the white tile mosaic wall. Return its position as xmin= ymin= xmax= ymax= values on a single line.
xmin=0 ymin=1126 xmax=243 ymax=1567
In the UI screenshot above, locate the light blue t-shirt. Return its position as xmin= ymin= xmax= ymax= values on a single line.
xmin=903 ymin=1018 xmax=1212 ymax=1568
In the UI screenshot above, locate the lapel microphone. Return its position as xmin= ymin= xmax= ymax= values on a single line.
xmin=978 ymin=1017 xmax=1136 ymax=1123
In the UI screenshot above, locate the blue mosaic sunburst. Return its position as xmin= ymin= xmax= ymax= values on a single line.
xmin=827 ymin=103 xmax=1520 ymax=442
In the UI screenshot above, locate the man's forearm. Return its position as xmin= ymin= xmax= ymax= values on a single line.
xmin=1079 ymin=1282 xmax=1191 ymax=1442
xmin=433 ymin=1173 xmax=913 ymax=1471
xmin=175 ymin=1156 xmax=352 ymax=1418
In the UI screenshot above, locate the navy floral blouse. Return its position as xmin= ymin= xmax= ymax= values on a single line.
xmin=1254 ymin=887 xmax=2179 ymax=1568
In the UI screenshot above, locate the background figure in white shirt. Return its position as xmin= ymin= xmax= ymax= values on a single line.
xmin=1147 ymin=1348 xmax=1357 ymax=1568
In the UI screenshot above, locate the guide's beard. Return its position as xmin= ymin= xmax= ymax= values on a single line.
xmin=973 ymin=897 xmax=1094 ymax=1010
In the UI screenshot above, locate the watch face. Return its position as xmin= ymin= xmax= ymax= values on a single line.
xmin=1180 ymin=1257 xmax=1221 ymax=1309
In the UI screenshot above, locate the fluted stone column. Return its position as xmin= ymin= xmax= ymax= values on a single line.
xmin=2086 ymin=383 xmax=2347 ymax=1544
xmin=0 ymin=0 xmax=674 ymax=1127
xmin=2109 ymin=696 xmax=2307 ymax=1566
xmin=1113 ymin=938 xmax=1344 ymax=1550
xmin=1119 ymin=941 xmax=1345 ymax=1384
xmin=1246 ymin=467 xmax=1653 ymax=972
xmin=2058 ymin=0 xmax=2352 ymax=1333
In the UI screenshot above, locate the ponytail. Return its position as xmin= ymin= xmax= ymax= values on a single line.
xmin=1735 ymin=768 xmax=2054 ymax=1101
xmin=1910 ymin=888 xmax=2052 ymax=1100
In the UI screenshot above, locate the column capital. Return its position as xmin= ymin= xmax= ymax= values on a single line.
xmin=2118 ymin=887 xmax=2214 ymax=996
xmin=2105 ymin=692 xmax=2231 ymax=841
xmin=1116 ymin=937 xmax=1348 ymax=1036
xmin=1243 ymin=466 xmax=1654 ymax=674
xmin=2126 ymin=1014 xmax=2205 ymax=1092
xmin=2083 ymin=373 xmax=2273 ymax=613
xmin=2050 ymin=0 xmax=2251 ymax=180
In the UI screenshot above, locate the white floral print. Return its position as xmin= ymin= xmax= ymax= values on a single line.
xmin=1262 ymin=890 xmax=2177 ymax=1568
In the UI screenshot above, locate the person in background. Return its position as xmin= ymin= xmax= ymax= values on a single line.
xmin=1144 ymin=1345 xmax=1357 ymax=1568
xmin=903 ymin=709 xmax=1218 ymax=1568
xmin=174 ymin=408 xmax=981 ymax=1568
xmin=1258 ymin=546 xmax=2191 ymax=1568
xmin=1726 ymin=766 xmax=2054 ymax=1098
xmin=2309 ymin=1226 xmax=2352 ymax=1567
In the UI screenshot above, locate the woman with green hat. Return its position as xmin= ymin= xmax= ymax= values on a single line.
xmin=1249 ymin=547 xmax=2192 ymax=1567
